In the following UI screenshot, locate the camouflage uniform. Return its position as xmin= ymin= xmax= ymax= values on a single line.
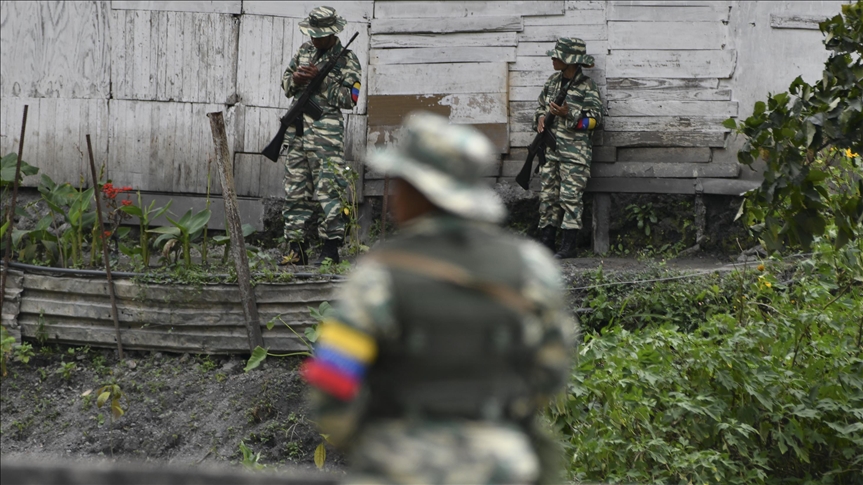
xmin=280 ymin=7 xmax=362 ymax=242
xmin=532 ymin=38 xmax=603 ymax=231
xmin=300 ymin=113 xmax=576 ymax=484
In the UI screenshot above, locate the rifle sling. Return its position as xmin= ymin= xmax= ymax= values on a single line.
xmin=368 ymin=251 xmax=536 ymax=315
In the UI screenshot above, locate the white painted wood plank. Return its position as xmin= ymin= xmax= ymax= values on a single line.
xmin=606 ymin=88 xmax=731 ymax=101
xmin=511 ymin=55 xmax=606 ymax=72
xmin=609 ymin=21 xmax=727 ymax=50
xmin=591 ymin=162 xmax=739 ymax=178
xmin=371 ymin=47 xmax=516 ymax=65
xmin=617 ymin=147 xmax=712 ymax=163
xmin=607 ymin=77 xmax=720 ymax=90
xmin=516 ymin=41 xmax=607 ymax=57
xmin=611 ymin=1 xmax=729 ymax=7
xmin=370 ymin=32 xmax=518 ymax=49
xmin=602 ymin=116 xmax=730 ymax=133
xmin=566 ymin=1 xmax=605 ymax=10
xmin=524 ymin=9 xmax=606 ymax=25
xmin=107 ymin=100 xmax=240 ymax=193
xmin=345 ymin=114 xmax=368 ymax=202
xmin=769 ymin=14 xmax=829 ymax=30
xmin=510 ymin=85 xmax=608 ymax=103
xmin=608 ymin=100 xmax=738 ymax=117
xmin=371 ymin=16 xmax=522 ymax=34
xmin=0 ymin=1 xmax=111 ymax=99
xmin=518 ymin=24 xmax=607 ymax=42
xmin=607 ymin=50 xmax=737 ymax=78
xmin=237 ymin=15 xmax=294 ymax=109
xmin=369 ymin=63 xmax=507 ymax=96
xmin=608 ymin=3 xmax=730 ymax=21
xmin=242 ymin=1 xmax=373 ymax=22
xmin=0 ymin=98 xmax=109 ymax=187
xmin=374 ymin=1 xmax=563 ymax=18
xmin=111 ymin=1 xmax=241 ymax=14
xmin=110 ymin=9 xmax=237 ymax=103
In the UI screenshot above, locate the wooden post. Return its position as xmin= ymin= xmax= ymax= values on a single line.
xmin=86 ymin=134 xmax=124 ymax=359
xmin=592 ymin=193 xmax=611 ymax=255
xmin=382 ymin=176 xmax=389 ymax=241
xmin=207 ymin=111 xmax=264 ymax=352
xmin=1 ymin=105 xmax=28 ymax=317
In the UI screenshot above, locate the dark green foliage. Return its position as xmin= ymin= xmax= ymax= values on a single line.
xmin=726 ymin=3 xmax=863 ymax=253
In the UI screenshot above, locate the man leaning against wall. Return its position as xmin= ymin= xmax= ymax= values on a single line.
xmin=279 ymin=6 xmax=362 ymax=265
xmin=534 ymin=37 xmax=603 ymax=259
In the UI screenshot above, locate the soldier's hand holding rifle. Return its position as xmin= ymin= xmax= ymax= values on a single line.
xmin=537 ymin=101 xmax=569 ymax=133
xmin=293 ymin=64 xmax=320 ymax=86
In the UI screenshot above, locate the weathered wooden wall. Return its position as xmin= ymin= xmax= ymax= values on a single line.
xmin=0 ymin=0 xmax=849 ymax=204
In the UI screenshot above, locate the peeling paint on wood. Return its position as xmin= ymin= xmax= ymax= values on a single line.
xmin=242 ymin=1 xmax=373 ymax=22
xmin=608 ymin=3 xmax=730 ymax=22
xmin=0 ymin=1 xmax=111 ymax=99
xmin=607 ymin=49 xmax=737 ymax=78
xmin=371 ymin=16 xmax=523 ymax=34
xmin=769 ymin=14 xmax=829 ymax=30
xmin=607 ymin=100 xmax=738 ymax=117
xmin=369 ymin=93 xmax=508 ymax=125
xmin=603 ymin=116 xmax=730 ymax=132
xmin=371 ymin=46 xmax=516 ymax=65
xmin=616 ymin=147 xmax=712 ymax=163
xmin=518 ymin=23 xmax=607 ymax=42
xmin=374 ymin=1 xmax=564 ymax=18
xmin=369 ymin=63 xmax=508 ymax=95
xmin=370 ymin=32 xmax=518 ymax=49
xmin=609 ymin=21 xmax=727 ymax=50
xmin=603 ymin=131 xmax=727 ymax=148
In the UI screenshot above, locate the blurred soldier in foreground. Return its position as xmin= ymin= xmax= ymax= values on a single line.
xmin=280 ymin=6 xmax=362 ymax=265
xmin=534 ymin=38 xmax=603 ymax=259
xmin=300 ymin=112 xmax=576 ymax=484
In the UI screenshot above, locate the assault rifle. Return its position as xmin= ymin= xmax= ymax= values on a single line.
xmin=261 ymin=32 xmax=359 ymax=162
xmin=514 ymin=74 xmax=578 ymax=190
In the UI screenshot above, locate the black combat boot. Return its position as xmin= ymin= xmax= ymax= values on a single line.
xmin=281 ymin=241 xmax=308 ymax=265
xmin=538 ymin=225 xmax=557 ymax=253
xmin=314 ymin=238 xmax=342 ymax=266
xmin=554 ymin=229 xmax=578 ymax=259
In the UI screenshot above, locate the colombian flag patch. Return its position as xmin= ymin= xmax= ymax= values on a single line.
xmin=351 ymin=82 xmax=361 ymax=104
xmin=300 ymin=320 xmax=376 ymax=401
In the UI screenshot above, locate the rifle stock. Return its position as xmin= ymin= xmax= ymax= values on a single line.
xmin=261 ymin=32 xmax=359 ymax=162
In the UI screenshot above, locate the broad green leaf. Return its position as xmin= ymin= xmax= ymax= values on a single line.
xmin=97 ymin=391 xmax=110 ymax=408
xmin=244 ymin=346 xmax=268 ymax=372
xmin=314 ymin=442 xmax=327 ymax=469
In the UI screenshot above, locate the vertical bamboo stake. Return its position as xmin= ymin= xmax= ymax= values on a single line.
xmin=207 ymin=111 xmax=264 ymax=352
xmin=86 ymin=134 xmax=124 ymax=359
xmin=1 ymin=105 xmax=29 ymax=318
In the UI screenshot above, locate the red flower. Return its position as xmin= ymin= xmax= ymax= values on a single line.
xmin=102 ymin=183 xmax=117 ymax=199
xmin=103 ymin=230 xmax=112 ymax=239
xmin=121 ymin=199 xmax=133 ymax=206
xmin=120 ymin=186 xmax=133 ymax=192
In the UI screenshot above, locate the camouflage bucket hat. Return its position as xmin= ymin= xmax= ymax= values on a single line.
xmin=298 ymin=6 xmax=347 ymax=38
xmin=547 ymin=37 xmax=595 ymax=67
xmin=366 ymin=111 xmax=506 ymax=223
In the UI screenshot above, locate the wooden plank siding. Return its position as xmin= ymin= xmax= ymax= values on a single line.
xmin=111 ymin=1 xmax=242 ymax=14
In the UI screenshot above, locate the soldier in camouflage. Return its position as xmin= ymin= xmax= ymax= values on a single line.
xmin=533 ymin=37 xmax=603 ymax=259
xmin=300 ymin=112 xmax=577 ymax=484
xmin=280 ymin=6 xmax=362 ymax=265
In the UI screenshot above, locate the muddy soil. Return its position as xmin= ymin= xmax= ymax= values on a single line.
xmin=0 ymin=347 xmax=347 ymax=479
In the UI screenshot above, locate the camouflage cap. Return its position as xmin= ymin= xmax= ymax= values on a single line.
xmin=547 ymin=37 xmax=595 ymax=67
xmin=366 ymin=111 xmax=506 ymax=223
xmin=298 ymin=6 xmax=347 ymax=38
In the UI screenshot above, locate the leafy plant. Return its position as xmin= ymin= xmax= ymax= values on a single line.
xmin=626 ymin=203 xmax=658 ymax=237
xmin=317 ymin=257 xmax=352 ymax=275
xmin=149 ymin=208 xmax=211 ymax=269
xmin=724 ymin=2 xmax=863 ymax=253
xmin=119 ymin=192 xmax=172 ymax=269
xmin=239 ymin=440 xmax=266 ymax=470
xmin=243 ymin=301 xmax=333 ymax=372
xmin=96 ymin=383 xmax=125 ymax=421
xmin=56 ymin=362 xmax=76 ymax=380
xmin=0 ymin=326 xmax=15 ymax=377
xmin=0 ymin=152 xmax=39 ymax=189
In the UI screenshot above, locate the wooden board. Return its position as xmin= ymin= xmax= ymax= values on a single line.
xmin=110 ymin=9 xmax=238 ymax=104
xmin=0 ymin=1 xmax=111 ymax=99
xmin=523 ymin=9 xmax=606 ymax=25
xmin=769 ymin=14 xmax=828 ymax=30
xmin=0 ymin=97 xmax=108 ymax=188
xmin=603 ymin=131 xmax=727 ymax=147
xmin=607 ymin=100 xmax=738 ymax=117
xmin=242 ymin=1 xmax=373 ymax=22
xmin=565 ymin=1 xmax=605 ymax=10
xmin=107 ymin=100 xmax=241 ymax=194
xmin=370 ymin=32 xmax=517 ymax=49
xmin=374 ymin=1 xmax=564 ymax=18
xmin=371 ymin=16 xmax=522 ymax=34
xmin=607 ymin=50 xmax=737 ymax=78
xmin=233 ymin=154 xmax=285 ymax=199
xmin=617 ymin=147 xmax=711 ymax=163
xmin=605 ymin=88 xmax=731 ymax=101
xmin=511 ymin=55 xmax=606 ymax=72
xmin=370 ymin=46 xmax=516 ymax=65
xmin=509 ymin=84 xmax=608 ymax=102
xmin=591 ymin=162 xmax=739 ymax=178
xmin=608 ymin=3 xmax=730 ymax=22
xmin=609 ymin=21 xmax=727 ymax=50
xmin=111 ymin=1 xmax=241 ymax=14
xmin=345 ymin=114 xmax=368 ymax=203
xmin=515 ymin=41 xmax=607 ymax=57
xmin=369 ymin=93 xmax=508 ymax=125
xmin=602 ymin=116 xmax=730 ymax=133
xmin=608 ymin=77 xmax=720 ymax=90
xmin=368 ymin=123 xmax=509 ymax=154
xmin=236 ymin=18 xmax=370 ymax=114
xmin=611 ymin=1 xmax=729 ymax=7
xmin=585 ymin=177 xmax=697 ymax=194
xmin=510 ymin=130 xmax=602 ymax=148
xmin=518 ymin=24 xmax=607 ymax=42
xmin=364 ymin=176 xmax=500 ymax=197
xmin=369 ymin=63 xmax=508 ymax=95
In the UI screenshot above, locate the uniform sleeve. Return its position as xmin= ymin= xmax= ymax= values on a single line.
xmin=518 ymin=241 xmax=577 ymax=405
xmin=302 ymin=259 xmax=396 ymax=449
xmin=581 ymin=78 xmax=604 ymax=128
xmin=281 ymin=49 xmax=303 ymax=99
xmin=322 ymin=51 xmax=363 ymax=110
xmin=532 ymin=78 xmax=552 ymax=132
